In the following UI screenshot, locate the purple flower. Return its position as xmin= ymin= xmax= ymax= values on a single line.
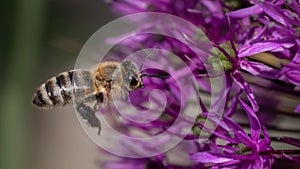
xmin=190 ymin=98 xmax=273 ymax=168
xmin=230 ymin=0 xmax=300 ymax=87
xmin=98 ymin=0 xmax=300 ymax=168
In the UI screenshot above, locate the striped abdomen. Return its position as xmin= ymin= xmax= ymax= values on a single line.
xmin=32 ymin=70 xmax=93 ymax=109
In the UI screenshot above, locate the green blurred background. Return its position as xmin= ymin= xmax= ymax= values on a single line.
xmin=0 ymin=0 xmax=115 ymax=169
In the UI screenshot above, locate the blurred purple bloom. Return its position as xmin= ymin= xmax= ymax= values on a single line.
xmin=296 ymin=104 xmax=300 ymax=113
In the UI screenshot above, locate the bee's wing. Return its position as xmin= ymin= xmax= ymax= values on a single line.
xmin=100 ymin=81 xmax=130 ymax=131
xmin=71 ymin=69 xmax=127 ymax=134
xmin=72 ymin=70 xmax=102 ymax=135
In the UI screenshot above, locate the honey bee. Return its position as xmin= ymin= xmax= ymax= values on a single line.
xmin=32 ymin=60 xmax=168 ymax=134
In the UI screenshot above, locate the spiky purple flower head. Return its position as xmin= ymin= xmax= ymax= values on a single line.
xmin=92 ymin=0 xmax=300 ymax=168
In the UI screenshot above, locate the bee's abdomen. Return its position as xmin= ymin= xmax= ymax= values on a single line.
xmin=32 ymin=70 xmax=93 ymax=109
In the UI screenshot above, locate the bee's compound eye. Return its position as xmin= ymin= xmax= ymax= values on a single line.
xmin=129 ymin=76 xmax=138 ymax=87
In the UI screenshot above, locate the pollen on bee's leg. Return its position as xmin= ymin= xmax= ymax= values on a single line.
xmin=76 ymin=102 xmax=101 ymax=135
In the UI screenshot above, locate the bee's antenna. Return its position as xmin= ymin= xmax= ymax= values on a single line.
xmin=141 ymin=74 xmax=170 ymax=79
xmin=139 ymin=47 xmax=158 ymax=70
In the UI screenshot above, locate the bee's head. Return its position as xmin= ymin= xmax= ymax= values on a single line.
xmin=121 ymin=60 xmax=144 ymax=90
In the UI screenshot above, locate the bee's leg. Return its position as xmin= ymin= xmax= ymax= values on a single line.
xmin=95 ymin=92 xmax=104 ymax=108
xmin=76 ymin=102 xmax=101 ymax=135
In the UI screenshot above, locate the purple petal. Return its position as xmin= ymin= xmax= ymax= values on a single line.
xmin=232 ymin=71 xmax=259 ymax=112
xmin=112 ymin=0 xmax=147 ymax=14
xmin=201 ymin=0 xmax=224 ymax=18
xmin=240 ymin=60 xmax=279 ymax=79
xmin=262 ymin=156 xmax=275 ymax=169
xmin=238 ymin=98 xmax=261 ymax=142
xmin=282 ymin=154 xmax=300 ymax=164
xmin=238 ymin=41 xmax=294 ymax=58
xmin=253 ymin=156 xmax=264 ymax=169
xmin=279 ymin=65 xmax=300 ymax=85
xmin=295 ymin=104 xmax=300 ymax=113
xmin=226 ymin=90 xmax=242 ymax=117
xmin=291 ymin=50 xmax=300 ymax=65
xmin=274 ymin=0 xmax=285 ymax=5
xmin=250 ymin=26 xmax=267 ymax=44
xmin=104 ymin=160 xmax=146 ymax=169
xmin=279 ymin=137 xmax=300 ymax=148
xmin=278 ymin=48 xmax=300 ymax=85
xmin=286 ymin=74 xmax=300 ymax=85
xmin=258 ymin=1 xmax=295 ymax=27
xmin=288 ymin=0 xmax=300 ymax=16
xmin=259 ymin=126 xmax=271 ymax=150
xmin=191 ymin=152 xmax=233 ymax=164
xmin=227 ymin=4 xmax=263 ymax=18
xmin=223 ymin=117 xmax=255 ymax=148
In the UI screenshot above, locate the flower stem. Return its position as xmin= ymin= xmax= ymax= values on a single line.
xmin=251 ymin=53 xmax=290 ymax=69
